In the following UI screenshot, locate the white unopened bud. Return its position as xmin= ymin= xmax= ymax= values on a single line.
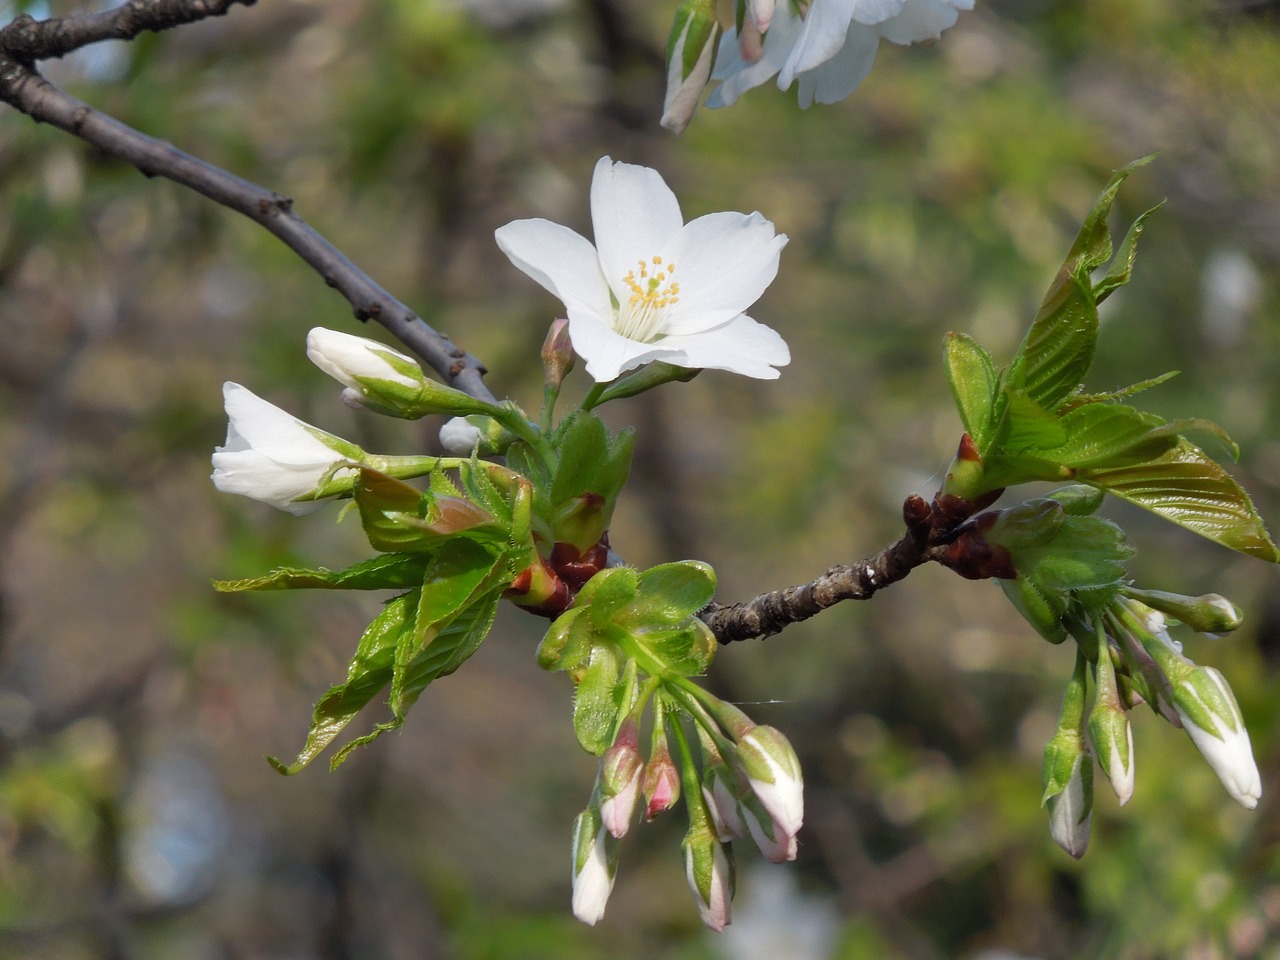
xmin=211 ymin=382 xmax=362 ymax=514
xmin=570 ymin=808 xmax=617 ymax=926
xmin=1046 ymin=751 xmax=1093 ymax=859
xmin=682 ymin=831 xmax=734 ymax=932
xmin=1173 ymin=666 xmax=1262 ymax=810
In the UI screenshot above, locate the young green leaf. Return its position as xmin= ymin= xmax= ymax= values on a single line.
xmin=1095 ymin=202 xmax=1165 ymax=304
xmin=214 ymin=554 xmax=428 ymax=592
xmin=945 ymin=333 xmax=1000 ymax=450
xmin=574 ymin=643 xmax=625 ymax=755
xmin=327 ymin=592 xmax=504 ymax=771
xmin=616 ymin=561 xmax=718 ymax=630
xmin=1079 ymin=438 xmax=1280 ymax=561
xmin=551 ymin=411 xmax=611 ymax=506
xmin=390 ymin=539 xmax=509 ymax=714
xmin=266 ymin=593 xmax=413 ymax=775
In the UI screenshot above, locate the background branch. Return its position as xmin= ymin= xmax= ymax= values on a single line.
xmin=0 ymin=0 xmax=253 ymax=62
xmin=0 ymin=1 xmax=496 ymax=403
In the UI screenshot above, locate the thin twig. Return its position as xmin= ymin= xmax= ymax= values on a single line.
xmin=0 ymin=0 xmax=253 ymax=62
xmin=702 ymin=491 xmax=999 ymax=643
xmin=0 ymin=4 xmax=496 ymax=402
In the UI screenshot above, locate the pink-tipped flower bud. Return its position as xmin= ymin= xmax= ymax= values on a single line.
xmin=600 ymin=719 xmax=644 ymax=838
xmin=542 ymin=318 xmax=575 ymax=388
xmin=643 ymin=738 xmax=682 ymax=820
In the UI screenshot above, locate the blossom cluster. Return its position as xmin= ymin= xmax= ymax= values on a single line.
xmin=663 ymin=0 xmax=974 ymax=131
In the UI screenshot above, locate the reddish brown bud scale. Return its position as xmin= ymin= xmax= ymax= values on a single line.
xmin=936 ymin=532 xmax=1017 ymax=580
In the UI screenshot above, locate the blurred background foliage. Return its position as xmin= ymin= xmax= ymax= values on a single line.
xmin=1 ymin=0 xmax=1280 ymax=957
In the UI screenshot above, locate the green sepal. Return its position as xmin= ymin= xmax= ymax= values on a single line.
xmin=999 ymin=576 xmax=1068 ymax=644
xmin=574 ymin=642 xmax=626 ymax=755
xmin=666 ymin=0 xmax=718 ymax=80
xmin=213 ymin=553 xmax=427 ymax=592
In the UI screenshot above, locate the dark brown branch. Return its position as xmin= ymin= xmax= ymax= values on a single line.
xmin=704 ymin=491 xmax=1000 ymax=644
xmin=0 ymin=0 xmax=254 ymax=63
xmin=0 ymin=4 xmax=496 ymax=403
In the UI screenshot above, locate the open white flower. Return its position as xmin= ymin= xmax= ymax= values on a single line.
xmin=709 ymin=0 xmax=974 ymax=110
xmin=495 ymin=157 xmax=789 ymax=382
xmin=211 ymin=382 xmax=359 ymax=515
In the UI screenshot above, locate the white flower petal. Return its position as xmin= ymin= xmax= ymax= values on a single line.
xmin=797 ymin=23 xmax=880 ymax=106
xmin=1047 ymin=758 xmax=1091 ymax=859
xmin=571 ymin=829 xmax=615 ymax=926
xmin=658 ymin=315 xmax=790 ymax=379
xmin=495 ymin=218 xmax=613 ymax=316
xmin=781 ymin=0 xmax=859 ymax=85
xmin=878 ymin=0 xmax=961 ymax=44
xmin=306 ymin=327 xmax=420 ymax=391
xmin=707 ymin=3 xmax=804 ymax=108
xmin=565 ymin=308 xmax=681 ymax=381
xmin=439 ymin=416 xmax=483 ymax=454
xmin=212 ymin=383 xmax=350 ymax=514
xmin=590 ymin=157 xmax=684 ymax=291
xmin=852 ymin=0 xmax=908 ymax=24
xmin=659 ymin=212 xmax=788 ymax=335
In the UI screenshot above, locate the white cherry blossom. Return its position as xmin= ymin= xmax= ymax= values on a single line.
xmin=495 ymin=157 xmax=789 ymax=382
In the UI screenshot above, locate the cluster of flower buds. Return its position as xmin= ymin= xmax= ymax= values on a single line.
xmin=1037 ymin=588 xmax=1259 ymax=859
xmin=570 ymin=683 xmax=803 ymax=931
xmin=944 ymin=486 xmax=1262 ymax=857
